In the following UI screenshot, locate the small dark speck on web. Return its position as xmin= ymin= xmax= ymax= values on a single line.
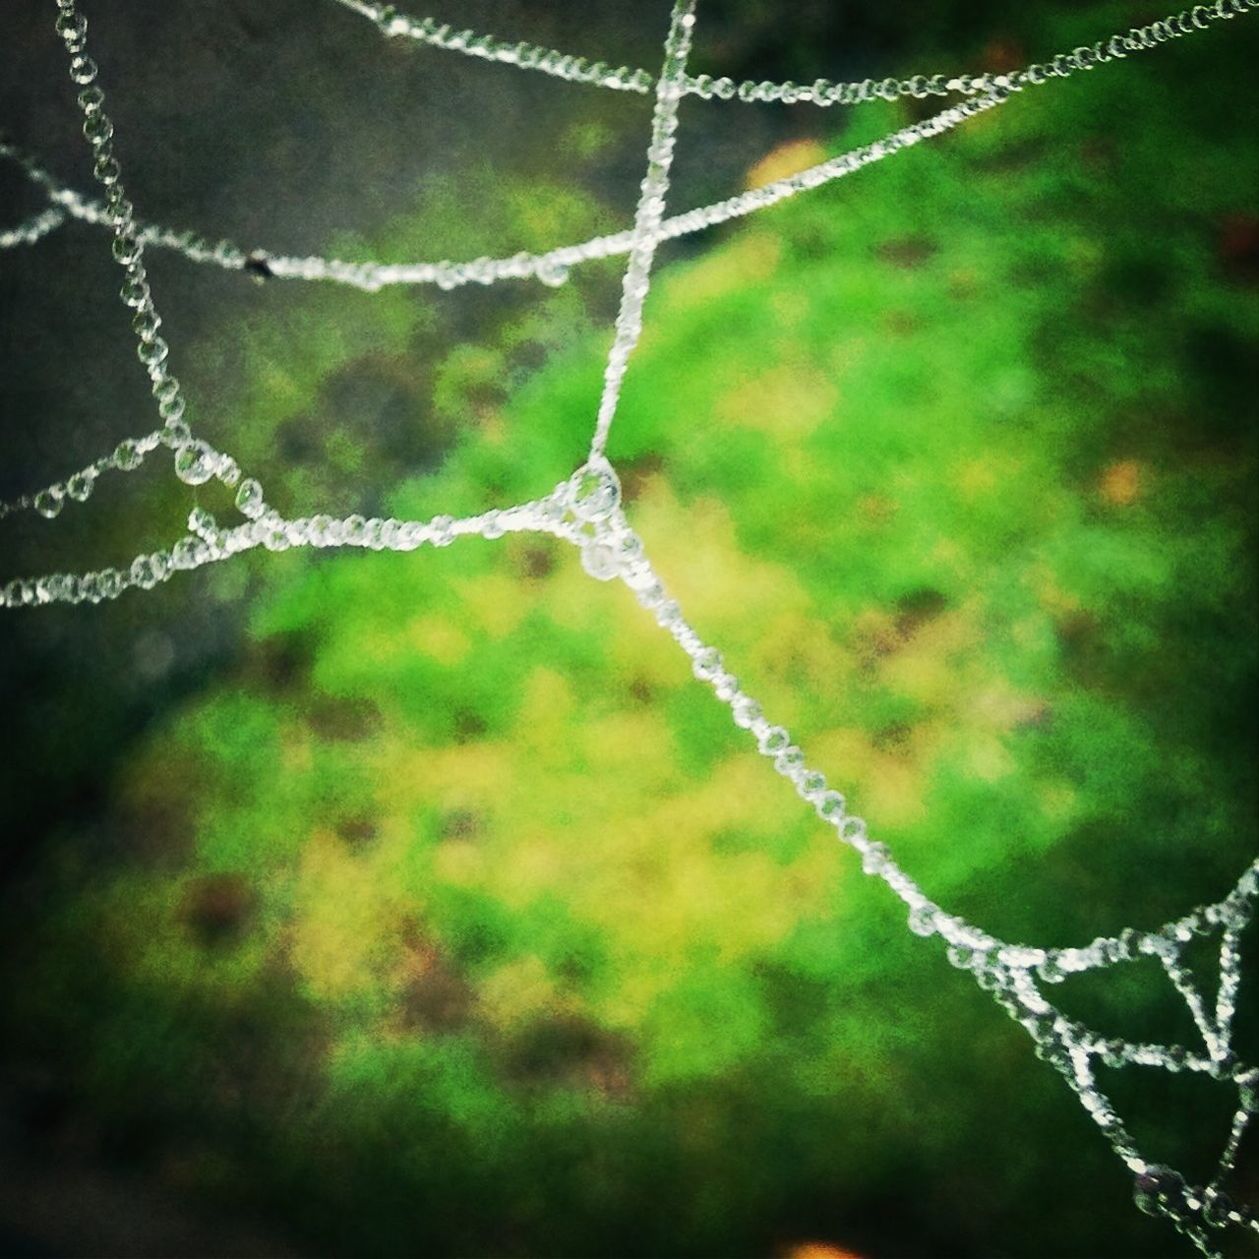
xmin=244 ymin=251 xmax=274 ymax=280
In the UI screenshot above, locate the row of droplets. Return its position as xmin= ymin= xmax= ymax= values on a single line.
xmin=0 ymin=86 xmax=1006 ymax=309
xmin=335 ymin=0 xmax=1256 ymax=107
xmin=5 ymin=411 xmax=1258 ymax=1249
xmin=26 ymin=0 xmax=1259 ymax=1026
xmin=16 ymin=4 xmax=1258 ymax=1251
xmin=23 ymin=1 xmax=270 ymax=534
xmin=8 ymin=0 xmax=1252 ymax=309
xmin=561 ymin=456 xmax=1259 ymax=1253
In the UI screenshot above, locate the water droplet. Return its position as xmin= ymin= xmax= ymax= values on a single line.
xmin=633 ymin=579 xmax=665 ymax=609
xmin=654 ymin=599 xmax=682 ymax=629
xmin=66 ymin=471 xmax=94 ymax=502
xmin=1100 ymin=1040 xmax=1127 ymax=1069
xmin=70 ymin=55 xmax=98 ymax=86
xmin=120 ymin=275 xmax=149 ymax=307
xmin=34 ymin=486 xmax=65 ymax=519
xmin=617 ymin=531 xmax=645 ymax=565
xmin=691 ymin=646 xmax=722 ymax=680
xmin=908 ymin=905 xmax=938 ymax=937
xmin=569 ymin=461 xmax=620 ymax=523
xmin=188 ymin=507 xmax=218 ymax=540
xmin=841 ymin=816 xmax=868 ymax=844
xmin=161 ymin=420 xmax=191 ymax=448
xmin=1238 ymin=1067 xmax=1258 ymax=1113
xmin=816 ymin=790 xmax=846 ymax=821
xmin=158 ymin=392 xmax=185 ymax=423
xmin=773 ymin=746 xmax=805 ymax=776
xmin=580 ymin=541 xmax=620 ymax=581
xmin=800 ymin=771 xmax=827 ymax=799
xmin=1037 ymin=957 xmax=1066 ymax=985
xmin=112 ymin=438 xmax=142 ymax=470
xmin=174 ymin=440 xmax=216 ymax=486
xmin=536 ymin=258 xmax=570 ymax=287
xmin=1202 ymin=1188 xmax=1236 ymax=1229
xmin=860 ymin=840 xmax=888 ymax=874
xmin=1133 ymin=1166 xmax=1186 ymax=1218
xmin=235 ymin=478 xmax=265 ymax=519
xmin=130 ymin=555 xmax=157 ymax=589
xmin=171 ymin=538 xmax=201 ymax=570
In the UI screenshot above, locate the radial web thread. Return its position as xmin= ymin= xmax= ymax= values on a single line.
xmin=3 ymin=2 xmax=1258 ymax=1254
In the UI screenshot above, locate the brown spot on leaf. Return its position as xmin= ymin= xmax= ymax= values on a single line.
xmin=180 ymin=873 xmax=253 ymax=948
xmin=894 ymin=588 xmax=949 ymax=637
xmin=875 ymin=236 xmax=938 ymax=269
xmin=1080 ymin=137 xmax=1119 ymax=174
xmin=247 ymin=632 xmax=312 ymax=695
xmin=1099 ymin=459 xmax=1145 ymax=506
xmin=948 ymin=268 xmax=981 ymax=300
xmin=499 ymin=1012 xmax=633 ymax=1098
xmin=306 ymin=696 xmax=382 ymax=742
xmin=513 ymin=540 xmax=555 ymax=580
xmin=440 ymin=809 xmax=482 ymax=840
xmin=871 ymin=723 xmax=913 ymax=755
xmin=885 ymin=311 xmax=920 ymax=337
xmin=857 ymin=494 xmax=898 ymax=526
xmin=618 ymin=452 xmax=665 ymax=503
xmin=396 ymin=937 xmax=475 ymax=1034
xmin=627 ymin=676 xmax=655 ymax=705
xmin=850 ymin=609 xmax=901 ymax=663
xmin=453 ymin=709 xmax=486 ymax=743
xmin=335 ymin=817 xmax=378 ymax=845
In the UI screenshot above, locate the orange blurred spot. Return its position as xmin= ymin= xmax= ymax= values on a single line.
xmin=980 ymin=37 xmax=1026 ymax=74
xmin=784 ymin=1243 xmax=863 ymax=1259
xmin=1099 ymin=459 xmax=1145 ymax=506
xmin=746 ymin=138 xmax=827 ymax=190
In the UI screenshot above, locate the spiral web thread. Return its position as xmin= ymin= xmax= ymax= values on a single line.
xmin=3 ymin=1 xmax=1258 ymax=1252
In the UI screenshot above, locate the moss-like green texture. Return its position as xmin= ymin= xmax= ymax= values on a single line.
xmin=8 ymin=7 xmax=1258 ymax=1256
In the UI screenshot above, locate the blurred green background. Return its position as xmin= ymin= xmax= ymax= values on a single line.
xmin=1 ymin=2 xmax=1257 ymax=1256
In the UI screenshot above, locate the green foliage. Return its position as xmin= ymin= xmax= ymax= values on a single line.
xmin=8 ymin=8 xmax=1258 ymax=1256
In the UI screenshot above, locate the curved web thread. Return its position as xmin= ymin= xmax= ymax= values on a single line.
xmin=4 ymin=1 xmax=1258 ymax=1253
xmin=330 ymin=0 xmax=1250 ymax=107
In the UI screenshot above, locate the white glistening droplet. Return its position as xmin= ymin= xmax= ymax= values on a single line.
xmin=580 ymin=540 xmax=620 ymax=581
xmin=174 ymin=439 xmax=216 ymax=486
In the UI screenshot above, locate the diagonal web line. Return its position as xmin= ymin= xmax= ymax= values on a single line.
xmin=328 ymin=0 xmax=1257 ymax=109
xmin=588 ymin=0 xmax=696 ymax=464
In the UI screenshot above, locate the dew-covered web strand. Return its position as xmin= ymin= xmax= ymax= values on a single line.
xmin=331 ymin=0 xmax=1258 ymax=107
xmin=5 ymin=2 xmax=1259 ymax=1255
xmin=16 ymin=6 xmax=274 ymax=539
xmin=2 ymin=90 xmax=1008 ymax=300
xmin=0 ymin=205 xmax=66 ymax=249
xmin=587 ymin=2 xmax=695 ymax=463
xmin=7 ymin=4 xmax=1256 ymax=299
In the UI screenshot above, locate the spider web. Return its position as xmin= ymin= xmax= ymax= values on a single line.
xmin=4 ymin=1 xmax=1259 ymax=1253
